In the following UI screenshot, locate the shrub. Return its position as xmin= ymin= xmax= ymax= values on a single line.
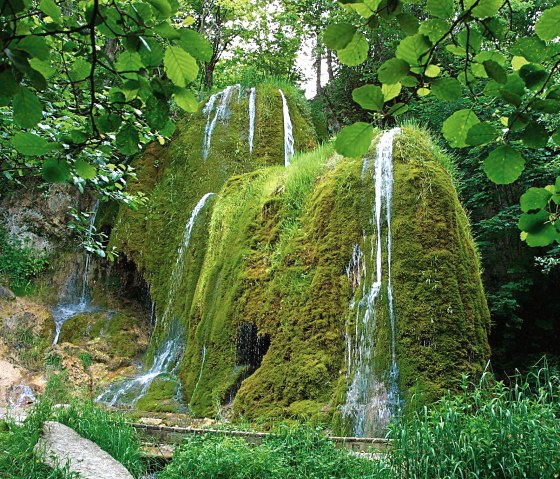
xmin=0 ymin=228 xmax=48 ymax=293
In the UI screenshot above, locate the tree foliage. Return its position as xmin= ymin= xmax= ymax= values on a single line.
xmin=328 ymin=0 xmax=560 ymax=247
xmin=0 ymin=0 xmax=208 ymax=205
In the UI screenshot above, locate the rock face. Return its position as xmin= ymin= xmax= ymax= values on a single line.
xmin=34 ymin=421 xmax=134 ymax=479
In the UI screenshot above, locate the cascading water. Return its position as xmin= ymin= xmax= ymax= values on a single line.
xmin=96 ymin=193 xmax=215 ymax=407
xmin=278 ymin=89 xmax=295 ymax=167
xmin=248 ymin=87 xmax=256 ymax=154
xmin=341 ymin=128 xmax=401 ymax=437
xmin=8 ymin=383 xmax=36 ymax=408
xmin=52 ymin=200 xmax=100 ymax=345
xmin=202 ymin=84 xmax=241 ymax=159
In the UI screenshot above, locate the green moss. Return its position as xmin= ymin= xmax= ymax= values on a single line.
xmin=135 ymin=375 xmax=182 ymax=412
xmin=59 ymin=310 xmax=149 ymax=360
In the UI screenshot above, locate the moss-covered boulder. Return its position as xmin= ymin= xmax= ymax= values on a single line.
xmin=104 ymin=84 xmax=488 ymax=431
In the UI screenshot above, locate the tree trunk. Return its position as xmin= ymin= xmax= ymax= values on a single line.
xmin=315 ymin=31 xmax=322 ymax=97
xmin=326 ymin=49 xmax=334 ymax=81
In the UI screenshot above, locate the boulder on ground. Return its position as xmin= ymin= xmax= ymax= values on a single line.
xmin=34 ymin=421 xmax=133 ymax=479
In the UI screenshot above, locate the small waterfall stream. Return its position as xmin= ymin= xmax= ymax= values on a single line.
xmin=202 ymin=85 xmax=241 ymax=159
xmin=342 ymin=128 xmax=401 ymax=437
xmin=248 ymin=87 xmax=256 ymax=154
xmin=96 ymin=193 xmax=215 ymax=407
xmin=52 ymin=200 xmax=100 ymax=345
xmin=278 ymin=89 xmax=295 ymax=167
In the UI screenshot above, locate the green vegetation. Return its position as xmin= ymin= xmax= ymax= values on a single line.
xmin=0 ymin=399 xmax=144 ymax=479
xmin=0 ymin=228 xmax=48 ymax=293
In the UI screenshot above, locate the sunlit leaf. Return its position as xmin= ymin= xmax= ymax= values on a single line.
xmin=335 ymin=122 xmax=374 ymax=157
xmin=352 ymin=85 xmax=384 ymax=111
xmin=483 ymin=146 xmax=525 ymax=184
xmin=442 ymin=109 xmax=480 ymax=148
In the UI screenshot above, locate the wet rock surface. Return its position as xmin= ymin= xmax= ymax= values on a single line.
xmin=34 ymin=421 xmax=134 ymax=479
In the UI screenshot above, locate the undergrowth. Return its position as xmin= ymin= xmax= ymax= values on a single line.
xmin=0 ymin=227 xmax=49 ymax=294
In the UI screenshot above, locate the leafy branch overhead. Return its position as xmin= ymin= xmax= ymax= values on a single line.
xmin=0 ymin=0 xmax=210 ymax=204
xmin=328 ymin=0 xmax=560 ymax=247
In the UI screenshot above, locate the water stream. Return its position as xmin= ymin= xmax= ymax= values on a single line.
xmin=52 ymin=200 xmax=100 ymax=345
xmin=96 ymin=193 xmax=215 ymax=407
xmin=202 ymin=85 xmax=241 ymax=159
xmin=342 ymin=128 xmax=401 ymax=437
xmin=248 ymin=87 xmax=256 ymax=154
xmin=278 ymin=89 xmax=295 ymax=167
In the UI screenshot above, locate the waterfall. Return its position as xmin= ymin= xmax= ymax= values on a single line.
xmin=342 ymin=128 xmax=401 ymax=437
xmin=8 ymin=383 xmax=36 ymax=408
xmin=248 ymin=87 xmax=256 ymax=154
xmin=52 ymin=200 xmax=100 ymax=345
xmin=96 ymin=193 xmax=215 ymax=407
xmin=202 ymin=85 xmax=241 ymax=159
xmin=278 ymin=89 xmax=295 ymax=167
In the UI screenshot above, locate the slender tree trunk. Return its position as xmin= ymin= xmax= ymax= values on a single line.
xmin=326 ymin=49 xmax=334 ymax=81
xmin=315 ymin=30 xmax=322 ymax=97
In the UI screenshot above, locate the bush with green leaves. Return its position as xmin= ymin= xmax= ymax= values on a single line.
xmin=0 ymin=228 xmax=48 ymax=292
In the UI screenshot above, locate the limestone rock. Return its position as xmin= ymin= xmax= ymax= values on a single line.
xmin=0 ymin=286 xmax=15 ymax=301
xmin=34 ymin=421 xmax=134 ymax=479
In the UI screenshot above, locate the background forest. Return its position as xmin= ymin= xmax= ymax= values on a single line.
xmin=1 ymin=0 xmax=559 ymax=377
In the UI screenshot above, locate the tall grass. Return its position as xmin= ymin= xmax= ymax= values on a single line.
xmin=384 ymin=366 xmax=560 ymax=478
xmin=0 ymin=400 xmax=145 ymax=479
xmin=159 ymin=426 xmax=376 ymax=479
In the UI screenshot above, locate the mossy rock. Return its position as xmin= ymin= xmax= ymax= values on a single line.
xmin=135 ymin=375 xmax=183 ymax=413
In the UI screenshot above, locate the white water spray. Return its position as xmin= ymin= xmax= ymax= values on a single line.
xmin=278 ymin=89 xmax=295 ymax=167
xmin=342 ymin=128 xmax=401 ymax=437
xmin=96 ymin=193 xmax=215 ymax=407
xmin=202 ymin=85 xmax=241 ymax=159
xmin=248 ymin=87 xmax=256 ymax=154
xmin=52 ymin=200 xmax=100 ymax=345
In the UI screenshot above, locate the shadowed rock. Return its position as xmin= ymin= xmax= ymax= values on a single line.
xmin=34 ymin=421 xmax=133 ymax=479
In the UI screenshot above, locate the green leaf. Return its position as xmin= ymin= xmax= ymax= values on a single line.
xmin=116 ymin=124 xmax=140 ymax=156
xmin=146 ymin=0 xmax=172 ymax=18
xmin=69 ymin=58 xmax=92 ymax=82
xmin=97 ymin=113 xmax=122 ymax=133
xmin=431 ymin=77 xmax=462 ymax=101
xmin=426 ymin=0 xmax=453 ymax=18
xmin=395 ymin=34 xmax=431 ymax=72
xmin=442 ymin=109 xmax=480 ymax=148
xmin=518 ymin=209 xmax=550 ymax=232
xmin=388 ymin=103 xmax=409 ymax=115
xmin=473 ymin=51 xmax=507 ymax=66
xmin=520 ymin=188 xmax=552 ymax=213
xmin=139 ymin=38 xmax=164 ymax=67
xmin=466 ymin=122 xmax=498 ymax=146
xmin=401 ymin=76 xmax=419 ymax=87
xmin=337 ymin=34 xmax=369 ymax=66
xmin=12 ymin=132 xmax=52 ymax=156
xmin=483 ymin=61 xmax=507 ymax=84
xmin=418 ymin=19 xmax=450 ymax=44
xmin=42 ymin=158 xmax=70 ymax=183
xmin=382 ymin=83 xmax=401 ymax=101
xmin=164 ymin=46 xmax=198 ymax=87
xmin=173 ymin=87 xmax=198 ymax=112
xmin=483 ymin=146 xmax=525 ymax=184
xmin=39 ymin=0 xmax=62 ymax=20
xmin=521 ymin=123 xmax=549 ymax=149
xmin=13 ymin=87 xmax=42 ymax=128
xmin=535 ymin=5 xmax=560 ymax=41
xmin=525 ymin=223 xmax=559 ymax=247
xmin=180 ymin=29 xmax=213 ymax=62
xmin=468 ymin=0 xmax=502 ymax=19
xmin=397 ymin=13 xmax=419 ymax=35
xmin=519 ymin=64 xmax=547 ymax=90
xmin=335 ymin=122 xmax=374 ymax=157
xmin=323 ymin=23 xmax=356 ymax=50
xmin=17 ymin=36 xmax=50 ymax=61
xmin=425 ymin=64 xmax=440 ymax=77
xmin=116 ymin=51 xmax=144 ymax=73
xmin=509 ymin=37 xmax=548 ymax=63
xmin=552 ymin=130 xmax=560 ymax=145
xmin=146 ymin=96 xmax=169 ymax=130
xmin=352 ymin=85 xmax=384 ymax=111
xmin=75 ymin=159 xmax=97 ymax=180
xmin=28 ymin=58 xmax=55 ymax=79
xmin=378 ymin=58 xmax=410 ymax=84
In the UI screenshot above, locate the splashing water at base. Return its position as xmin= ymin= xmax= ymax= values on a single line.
xmin=8 ymin=383 xmax=36 ymax=408
xmin=278 ymin=89 xmax=294 ymax=167
xmin=248 ymin=87 xmax=256 ymax=154
xmin=96 ymin=193 xmax=215 ymax=407
xmin=341 ymin=128 xmax=401 ymax=437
